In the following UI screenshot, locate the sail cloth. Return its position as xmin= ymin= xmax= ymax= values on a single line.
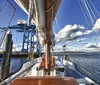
xmin=15 ymin=0 xmax=62 ymax=46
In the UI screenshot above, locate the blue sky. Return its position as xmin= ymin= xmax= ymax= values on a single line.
xmin=0 ymin=0 xmax=27 ymax=45
xmin=54 ymin=0 xmax=100 ymax=31
xmin=53 ymin=0 xmax=100 ymax=51
xmin=0 ymin=0 xmax=100 ymax=51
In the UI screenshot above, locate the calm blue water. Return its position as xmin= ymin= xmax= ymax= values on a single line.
xmin=66 ymin=52 xmax=100 ymax=84
xmin=0 ymin=57 xmax=28 ymax=73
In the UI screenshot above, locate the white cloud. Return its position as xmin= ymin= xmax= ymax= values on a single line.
xmin=54 ymin=33 xmax=57 ymax=38
xmin=92 ymin=18 xmax=100 ymax=30
xmin=85 ymin=43 xmax=99 ymax=48
xmin=13 ymin=44 xmax=16 ymax=48
xmin=81 ymin=38 xmax=86 ymax=41
xmin=76 ymin=38 xmax=86 ymax=42
xmin=76 ymin=31 xmax=83 ymax=36
xmin=81 ymin=42 xmax=88 ymax=45
xmin=55 ymin=23 xmax=95 ymax=43
xmin=67 ymin=41 xmax=72 ymax=43
xmin=56 ymin=24 xmax=85 ymax=42
xmin=83 ymin=30 xmax=93 ymax=35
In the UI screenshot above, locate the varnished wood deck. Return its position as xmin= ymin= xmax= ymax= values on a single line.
xmin=10 ymin=76 xmax=78 ymax=85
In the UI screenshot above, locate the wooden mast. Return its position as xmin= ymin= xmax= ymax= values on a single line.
xmin=45 ymin=42 xmax=51 ymax=74
xmin=45 ymin=0 xmax=54 ymax=75
xmin=44 ymin=0 xmax=62 ymax=75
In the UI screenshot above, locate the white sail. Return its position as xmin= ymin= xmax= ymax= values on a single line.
xmin=15 ymin=0 xmax=61 ymax=46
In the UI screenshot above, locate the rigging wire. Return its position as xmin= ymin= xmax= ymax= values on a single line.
xmin=77 ymin=0 xmax=91 ymax=51
xmin=78 ymin=0 xmax=90 ymax=28
xmin=77 ymin=0 xmax=92 ymax=51
xmin=82 ymin=0 xmax=94 ymax=26
xmin=84 ymin=0 xmax=98 ymax=51
xmin=77 ymin=0 xmax=100 ymax=51
xmin=56 ymin=13 xmax=61 ymax=31
xmin=85 ymin=0 xmax=100 ymax=30
xmin=89 ymin=0 xmax=100 ymax=17
xmin=27 ymin=0 xmax=34 ymax=26
xmin=0 ymin=0 xmax=16 ymax=47
xmin=85 ymin=0 xmax=97 ymax=21
xmin=85 ymin=0 xmax=100 ymax=32
xmin=55 ymin=17 xmax=60 ymax=33
xmin=85 ymin=1 xmax=99 ymax=33
xmin=79 ymin=0 xmax=94 ymax=29
xmin=0 ymin=0 xmax=8 ymax=19
xmin=0 ymin=0 xmax=7 ymax=13
xmin=87 ymin=0 xmax=100 ymax=51
xmin=89 ymin=0 xmax=100 ymax=32
xmin=85 ymin=0 xmax=100 ymax=51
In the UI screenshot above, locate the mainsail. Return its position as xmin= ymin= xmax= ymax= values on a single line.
xmin=15 ymin=0 xmax=62 ymax=46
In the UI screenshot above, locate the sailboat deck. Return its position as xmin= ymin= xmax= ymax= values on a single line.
xmin=10 ymin=76 xmax=79 ymax=85
xmin=10 ymin=64 xmax=93 ymax=85
xmin=65 ymin=67 xmax=92 ymax=85
xmin=1 ymin=57 xmax=95 ymax=85
xmin=24 ymin=57 xmax=95 ymax=85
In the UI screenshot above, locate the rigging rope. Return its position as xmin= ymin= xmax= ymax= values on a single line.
xmin=84 ymin=0 xmax=100 ymax=31
xmin=85 ymin=0 xmax=100 ymax=32
xmin=78 ymin=0 xmax=90 ymax=28
xmin=85 ymin=0 xmax=100 ymax=50
xmin=85 ymin=0 xmax=100 ymax=45
xmin=89 ymin=0 xmax=100 ymax=17
xmin=55 ymin=17 xmax=60 ymax=33
xmin=88 ymin=0 xmax=100 ymax=31
xmin=0 ymin=0 xmax=7 ymax=13
xmin=85 ymin=0 xmax=97 ymax=21
xmin=77 ymin=0 xmax=100 ymax=51
xmin=0 ymin=0 xmax=8 ymax=19
xmin=79 ymin=0 xmax=94 ymax=28
xmin=85 ymin=1 xmax=99 ymax=29
xmin=27 ymin=0 xmax=34 ymax=26
xmin=0 ymin=0 xmax=9 ymax=47
xmin=82 ymin=0 xmax=94 ymax=26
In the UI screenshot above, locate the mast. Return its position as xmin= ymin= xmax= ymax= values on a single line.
xmin=45 ymin=41 xmax=51 ymax=75
xmin=15 ymin=0 xmax=62 ymax=75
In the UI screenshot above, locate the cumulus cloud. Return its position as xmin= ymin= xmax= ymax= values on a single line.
xmin=67 ymin=41 xmax=72 ymax=43
xmin=56 ymin=24 xmax=85 ymax=42
xmin=83 ymin=30 xmax=93 ymax=35
xmin=86 ymin=43 xmax=99 ymax=48
xmin=55 ymin=23 xmax=95 ymax=43
xmin=92 ymin=18 xmax=100 ymax=30
xmin=81 ymin=42 xmax=88 ymax=45
xmin=76 ymin=38 xmax=86 ymax=42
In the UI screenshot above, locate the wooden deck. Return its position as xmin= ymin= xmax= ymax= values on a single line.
xmin=10 ymin=76 xmax=78 ymax=85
